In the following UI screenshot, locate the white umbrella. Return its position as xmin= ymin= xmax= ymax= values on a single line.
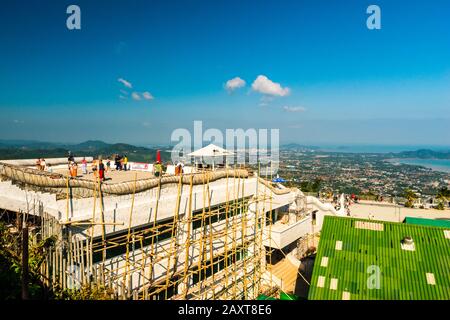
xmin=188 ymin=144 xmax=234 ymax=170
xmin=188 ymin=143 xmax=234 ymax=157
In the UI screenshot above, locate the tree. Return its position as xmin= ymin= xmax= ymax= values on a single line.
xmin=404 ymin=189 xmax=417 ymax=208
xmin=437 ymin=187 xmax=450 ymax=198
xmin=435 ymin=187 xmax=449 ymax=210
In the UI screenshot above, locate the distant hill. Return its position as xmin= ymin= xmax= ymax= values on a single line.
xmin=70 ymin=140 xmax=110 ymax=151
xmin=0 ymin=139 xmax=63 ymax=150
xmin=281 ymin=143 xmax=320 ymax=151
xmin=0 ymin=140 xmax=165 ymax=163
xmin=395 ymin=149 xmax=450 ymax=159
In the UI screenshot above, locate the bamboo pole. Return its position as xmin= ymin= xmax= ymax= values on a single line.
xmin=45 ymin=250 xmax=50 ymax=288
xmin=98 ymin=177 xmax=107 ymax=263
xmin=223 ymin=169 xmax=230 ymax=299
xmin=58 ymin=247 xmax=62 ymax=289
xmin=123 ymin=173 xmax=138 ymax=286
xmin=52 ymin=247 xmax=56 ymax=285
xmin=230 ymin=167 xmax=237 ymax=299
xmin=79 ymin=239 xmax=84 ymax=285
xmin=164 ymin=173 xmax=183 ymax=299
xmin=147 ymin=175 xmax=162 ymax=299
xmin=196 ymin=172 xmax=208 ymax=298
xmin=182 ymin=175 xmax=194 ymax=298
xmin=66 ymin=176 xmax=70 ymax=222
xmin=205 ymin=172 xmax=216 ymax=299
xmin=240 ymin=168 xmax=248 ymax=299
xmin=89 ymin=172 xmax=98 ymax=281
xmin=69 ymin=234 xmax=75 ymax=289
xmin=62 ymin=255 xmax=67 ymax=290
xmin=21 ymin=223 xmax=29 ymax=300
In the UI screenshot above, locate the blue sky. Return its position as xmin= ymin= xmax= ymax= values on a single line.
xmin=0 ymin=0 xmax=449 ymax=146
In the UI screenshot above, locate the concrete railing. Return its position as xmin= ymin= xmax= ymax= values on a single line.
xmin=0 ymin=157 xmax=93 ymax=167
xmin=263 ymin=216 xmax=312 ymax=249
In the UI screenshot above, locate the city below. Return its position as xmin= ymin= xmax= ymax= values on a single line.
xmin=2 ymin=139 xmax=449 ymax=209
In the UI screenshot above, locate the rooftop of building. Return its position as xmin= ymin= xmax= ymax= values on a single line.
xmin=308 ymin=216 xmax=450 ymax=300
xmin=404 ymin=216 xmax=450 ymax=228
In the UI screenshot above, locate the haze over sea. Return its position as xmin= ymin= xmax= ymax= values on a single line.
xmin=319 ymin=145 xmax=450 ymax=154
xmin=317 ymin=145 xmax=450 ymax=173
xmin=389 ymin=159 xmax=450 ymax=173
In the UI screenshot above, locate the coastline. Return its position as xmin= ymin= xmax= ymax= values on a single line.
xmin=385 ymin=158 xmax=450 ymax=173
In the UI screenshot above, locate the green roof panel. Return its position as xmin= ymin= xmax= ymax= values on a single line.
xmin=308 ymin=216 xmax=450 ymax=300
xmin=404 ymin=216 xmax=450 ymax=228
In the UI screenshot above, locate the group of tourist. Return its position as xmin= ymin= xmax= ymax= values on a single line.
xmin=91 ymin=158 xmax=107 ymax=181
xmin=35 ymin=158 xmax=53 ymax=173
xmin=34 ymin=152 xmax=178 ymax=181
xmin=114 ymin=154 xmax=128 ymax=171
xmin=67 ymin=155 xmax=107 ymax=181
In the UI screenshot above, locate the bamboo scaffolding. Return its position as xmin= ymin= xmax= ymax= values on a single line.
xmin=19 ymin=165 xmax=289 ymax=300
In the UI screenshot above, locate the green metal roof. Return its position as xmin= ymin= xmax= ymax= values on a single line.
xmin=308 ymin=216 xmax=450 ymax=300
xmin=256 ymin=294 xmax=277 ymax=300
xmin=404 ymin=216 xmax=450 ymax=228
xmin=257 ymin=292 xmax=299 ymax=300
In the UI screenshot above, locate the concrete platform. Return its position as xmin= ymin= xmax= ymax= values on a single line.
xmin=52 ymin=167 xmax=155 ymax=184
xmin=350 ymin=202 xmax=450 ymax=222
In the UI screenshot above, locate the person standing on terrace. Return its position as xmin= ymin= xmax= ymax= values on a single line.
xmin=81 ymin=157 xmax=87 ymax=175
xmin=115 ymin=154 xmax=121 ymax=171
xmin=40 ymin=158 xmax=46 ymax=171
xmin=69 ymin=161 xmax=78 ymax=178
xmin=98 ymin=160 xmax=105 ymax=181
xmin=123 ymin=155 xmax=128 ymax=171
xmin=154 ymin=161 xmax=162 ymax=177
xmin=92 ymin=159 xmax=98 ymax=178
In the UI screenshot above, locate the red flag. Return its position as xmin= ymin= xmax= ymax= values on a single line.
xmin=156 ymin=150 xmax=161 ymax=163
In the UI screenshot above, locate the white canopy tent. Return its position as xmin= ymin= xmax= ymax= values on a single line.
xmin=187 ymin=144 xmax=234 ymax=170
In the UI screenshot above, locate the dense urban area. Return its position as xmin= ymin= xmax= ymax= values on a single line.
xmin=277 ymin=146 xmax=450 ymax=203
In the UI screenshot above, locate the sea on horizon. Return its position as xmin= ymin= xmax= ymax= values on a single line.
xmin=387 ymin=158 xmax=450 ymax=173
xmin=318 ymin=145 xmax=450 ymax=154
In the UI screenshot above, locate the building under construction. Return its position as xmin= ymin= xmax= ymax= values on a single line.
xmin=0 ymin=156 xmax=344 ymax=300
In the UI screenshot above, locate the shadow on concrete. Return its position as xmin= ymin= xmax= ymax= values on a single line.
xmin=294 ymin=254 xmax=316 ymax=299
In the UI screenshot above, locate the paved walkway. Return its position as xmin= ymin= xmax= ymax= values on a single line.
xmin=54 ymin=168 xmax=155 ymax=184
xmin=267 ymin=259 xmax=298 ymax=293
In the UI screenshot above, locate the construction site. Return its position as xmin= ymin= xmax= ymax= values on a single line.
xmin=0 ymin=147 xmax=348 ymax=300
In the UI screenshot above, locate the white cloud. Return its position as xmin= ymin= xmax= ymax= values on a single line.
xmin=118 ymin=78 xmax=133 ymax=89
xmin=129 ymin=91 xmax=154 ymax=102
xmin=252 ymin=75 xmax=290 ymax=97
xmin=131 ymin=92 xmax=141 ymax=100
xmin=225 ymin=77 xmax=246 ymax=92
xmin=283 ymin=106 xmax=306 ymax=112
xmin=142 ymin=91 xmax=154 ymax=100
